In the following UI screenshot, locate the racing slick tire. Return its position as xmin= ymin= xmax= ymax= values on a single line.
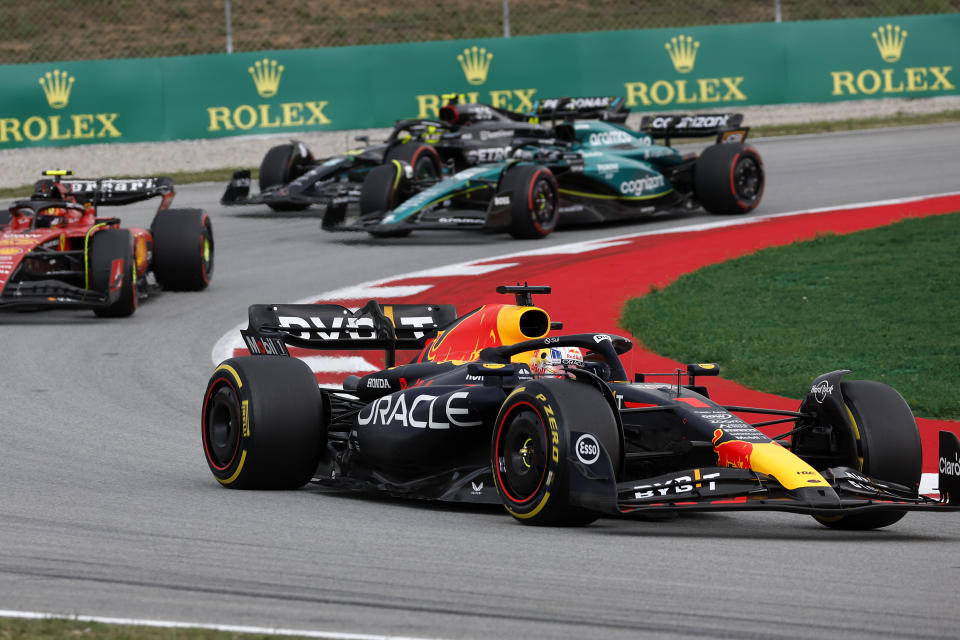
xmin=359 ymin=162 xmax=412 ymax=238
xmin=499 ymin=164 xmax=559 ymax=239
xmin=694 ymin=144 xmax=764 ymax=215
xmin=491 ymin=379 xmax=621 ymax=526
xmin=202 ymin=356 xmax=328 ymax=490
xmin=814 ymin=380 xmax=922 ymax=530
xmin=151 ymin=208 xmax=214 ymax=291
xmin=89 ymin=229 xmax=136 ymax=318
xmin=385 ymin=142 xmax=442 ymax=182
xmin=259 ymin=143 xmax=312 ymax=211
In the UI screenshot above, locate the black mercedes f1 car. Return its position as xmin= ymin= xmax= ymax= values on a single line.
xmin=202 ymin=285 xmax=959 ymax=528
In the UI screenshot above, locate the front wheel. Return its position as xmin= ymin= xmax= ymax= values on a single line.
xmin=201 ymin=357 xmax=327 ymax=489
xmin=259 ymin=143 xmax=312 ymax=211
xmin=499 ymin=165 xmax=559 ymax=239
xmin=385 ymin=143 xmax=441 ymax=182
xmin=89 ymin=228 xmax=136 ymax=318
xmin=694 ymin=144 xmax=764 ymax=215
xmin=359 ymin=162 xmax=412 ymax=238
xmin=814 ymin=380 xmax=922 ymax=530
xmin=491 ymin=380 xmax=621 ymax=526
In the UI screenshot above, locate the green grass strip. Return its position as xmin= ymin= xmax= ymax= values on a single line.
xmin=620 ymin=212 xmax=960 ymax=420
xmin=0 ymin=616 xmax=319 ymax=639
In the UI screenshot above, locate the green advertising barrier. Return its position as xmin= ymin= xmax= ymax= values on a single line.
xmin=1 ymin=14 xmax=957 ymax=149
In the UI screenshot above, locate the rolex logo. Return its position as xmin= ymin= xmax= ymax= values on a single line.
xmin=457 ymin=46 xmax=493 ymax=85
xmin=248 ymin=58 xmax=284 ymax=98
xmin=665 ymin=35 xmax=699 ymax=73
xmin=39 ymin=69 xmax=75 ymax=109
xmin=872 ymin=24 xmax=907 ymax=62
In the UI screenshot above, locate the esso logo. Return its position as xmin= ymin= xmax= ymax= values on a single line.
xmin=575 ymin=434 xmax=600 ymax=465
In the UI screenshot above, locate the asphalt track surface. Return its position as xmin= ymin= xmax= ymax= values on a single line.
xmin=2 ymin=124 xmax=960 ymax=639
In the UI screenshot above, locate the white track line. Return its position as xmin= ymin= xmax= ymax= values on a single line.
xmin=0 ymin=609 xmax=442 ymax=640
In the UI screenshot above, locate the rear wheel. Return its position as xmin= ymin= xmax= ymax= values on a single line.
xmin=259 ymin=143 xmax=312 ymax=211
xmin=201 ymin=357 xmax=327 ymax=489
xmin=694 ymin=144 xmax=764 ymax=215
xmin=151 ymin=208 xmax=214 ymax=291
xmin=499 ymin=165 xmax=558 ymax=239
xmin=492 ymin=380 xmax=620 ymax=526
xmin=814 ymin=380 xmax=922 ymax=530
xmin=359 ymin=162 xmax=412 ymax=237
xmin=89 ymin=229 xmax=136 ymax=318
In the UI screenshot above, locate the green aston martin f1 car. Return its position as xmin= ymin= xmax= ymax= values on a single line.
xmin=324 ymin=113 xmax=763 ymax=239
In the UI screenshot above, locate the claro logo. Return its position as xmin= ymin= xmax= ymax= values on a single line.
xmin=941 ymin=453 xmax=960 ymax=476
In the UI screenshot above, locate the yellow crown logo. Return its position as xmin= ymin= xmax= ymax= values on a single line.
xmin=664 ymin=35 xmax=700 ymax=73
xmin=872 ymin=24 xmax=907 ymax=62
xmin=457 ymin=46 xmax=493 ymax=86
xmin=248 ymin=58 xmax=284 ymax=98
xmin=38 ymin=69 xmax=75 ymax=109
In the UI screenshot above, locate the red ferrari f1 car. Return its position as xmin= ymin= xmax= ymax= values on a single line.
xmin=202 ymin=285 xmax=959 ymax=529
xmin=1 ymin=170 xmax=213 ymax=316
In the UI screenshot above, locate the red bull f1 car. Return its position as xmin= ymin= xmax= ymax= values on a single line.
xmin=202 ymin=285 xmax=959 ymax=528
xmin=1 ymin=170 xmax=213 ymax=317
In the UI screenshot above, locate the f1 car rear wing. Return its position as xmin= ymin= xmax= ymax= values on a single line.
xmin=241 ymin=300 xmax=459 ymax=367
xmin=436 ymin=96 xmax=629 ymax=128
xmin=531 ymin=96 xmax=629 ymax=124
xmin=33 ymin=172 xmax=175 ymax=209
xmin=639 ymin=113 xmax=749 ymax=146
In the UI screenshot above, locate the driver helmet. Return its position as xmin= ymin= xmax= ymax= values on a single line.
xmin=530 ymin=346 xmax=583 ymax=378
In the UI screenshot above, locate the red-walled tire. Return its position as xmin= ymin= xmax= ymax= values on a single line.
xmin=491 ymin=379 xmax=620 ymax=526
xmin=500 ymin=164 xmax=558 ymax=239
xmin=385 ymin=142 xmax=442 ymax=182
xmin=694 ymin=144 xmax=764 ymax=215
